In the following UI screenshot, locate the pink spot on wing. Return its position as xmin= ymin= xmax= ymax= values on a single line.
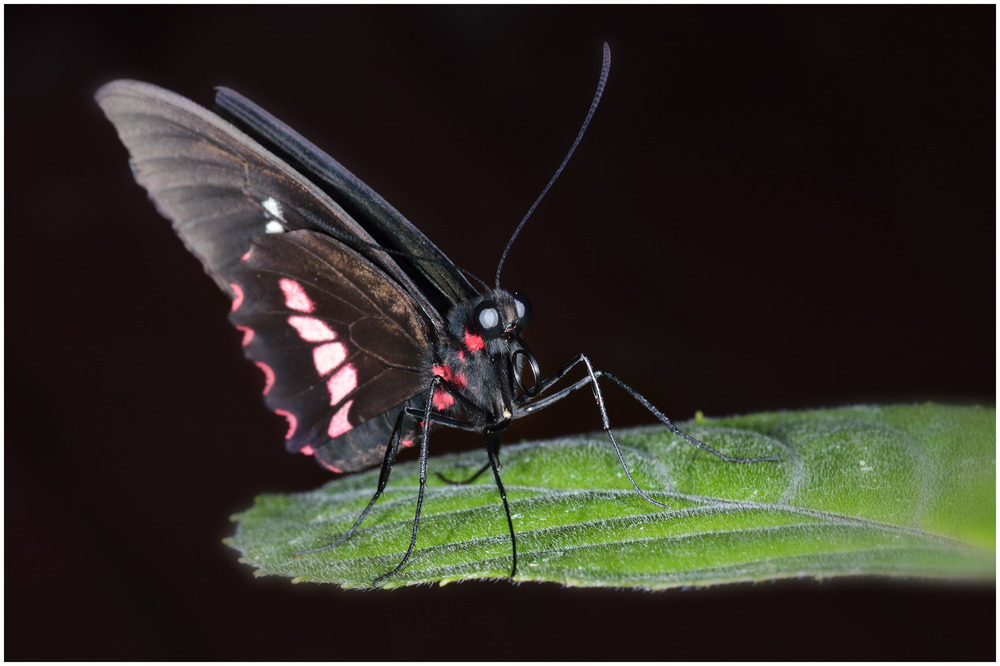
xmin=299 ymin=444 xmax=315 ymax=456
xmin=433 ymin=389 xmax=455 ymax=411
xmin=463 ymin=329 xmax=485 ymax=352
xmin=400 ymin=439 xmax=414 ymax=448
xmin=319 ymin=459 xmax=344 ymax=474
xmin=287 ymin=316 xmax=336 ymax=342
xmin=313 ymin=341 xmax=347 ymax=376
xmin=279 ymin=278 xmax=315 ymax=313
xmin=327 ymin=363 xmax=357 ymax=406
xmin=327 ymin=400 xmax=354 ymax=438
xmin=230 ymin=283 xmax=244 ymax=311
xmin=255 ymin=361 xmax=275 ymax=395
xmin=240 ymin=250 xmax=251 ymax=262
xmin=236 ymin=325 xmax=254 ymax=346
xmin=274 ymin=409 xmax=297 ymax=439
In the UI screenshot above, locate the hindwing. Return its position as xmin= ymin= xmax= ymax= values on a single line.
xmin=230 ymin=231 xmax=431 ymax=472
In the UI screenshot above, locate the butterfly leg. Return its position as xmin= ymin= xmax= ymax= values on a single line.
xmin=523 ymin=355 xmax=779 ymax=463
xmin=518 ymin=354 xmax=780 ymax=511
xmin=379 ymin=379 xmax=517 ymax=581
xmin=429 ymin=414 xmax=494 ymax=485
xmin=597 ymin=371 xmax=781 ymax=463
xmin=294 ymin=407 xmax=410 ymax=557
xmin=434 ymin=437 xmax=499 ymax=485
xmin=435 ymin=463 xmax=491 ymax=485
xmin=483 ymin=428 xmax=518 ymax=578
xmin=403 ymin=383 xmax=518 ymax=577
xmin=526 ymin=354 xmax=672 ymax=508
xmin=414 ymin=384 xmax=501 ymax=484
xmin=371 ymin=378 xmax=440 ymax=584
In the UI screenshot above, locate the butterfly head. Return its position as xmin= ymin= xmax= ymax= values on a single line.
xmin=440 ymin=289 xmax=540 ymax=413
xmin=467 ymin=290 xmax=532 ymax=343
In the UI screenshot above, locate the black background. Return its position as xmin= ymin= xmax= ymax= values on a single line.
xmin=6 ymin=6 xmax=994 ymax=661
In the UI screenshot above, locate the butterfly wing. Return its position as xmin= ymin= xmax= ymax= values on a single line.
xmin=95 ymin=80 xmax=457 ymax=472
xmin=230 ymin=231 xmax=429 ymax=472
xmin=214 ymin=87 xmax=478 ymax=317
xmin=95 ymin=80 xmax=470 ymax=324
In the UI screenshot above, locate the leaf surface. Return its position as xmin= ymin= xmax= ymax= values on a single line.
xmin=228 ymin=404 xmax=995 ymax=589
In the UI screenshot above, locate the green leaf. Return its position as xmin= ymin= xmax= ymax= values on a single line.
xmin=228 ymin=404 xmax=995 ymax=589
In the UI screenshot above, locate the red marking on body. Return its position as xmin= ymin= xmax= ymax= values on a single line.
xmin=299 ymin=444 xmax=315 ymax=456
xmin=279 ymin=278 xmax=315 ymax=313
xmin=274 ymin=408 xmax=297 ymax=439
xmin=433 ymin=389 xmax=455 ymax=411
xmin=400 ymin=439 xmax=414 ymax=448
xmin=327 ymin=363 xmax=357 ymax=406
xmin=230 ymin=284 xmax=244 ymax=311
xmin=327 ymin=400 xmax=354 ymax=438
xmin=287 ymin=315 xmax=336 ymax=342
xmin=458 ymin=351 xmax=466 ymax=362
xmin=255 ymin=361 xmax=275 ymax=395
xmin=313 ymin=341 xmax=347 ymax=376
xmin=236 ymin=325 xmax=254 ymax=346
xmin=432 ymin=365 xmax=467 ymax=388
xmin=463 ymin=329 xmax=485 ymax=352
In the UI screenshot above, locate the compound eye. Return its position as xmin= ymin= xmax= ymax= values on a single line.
xmin=512 ymin=291 xmax=532 ymax=329
xmin=473 ymin=301 xmax=503 ymax=339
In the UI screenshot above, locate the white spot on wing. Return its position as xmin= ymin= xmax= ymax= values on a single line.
xmin=262 ymin=197 xmax=285 ymax=221
xmin=264 ymin=220 xmax=284 ymax=234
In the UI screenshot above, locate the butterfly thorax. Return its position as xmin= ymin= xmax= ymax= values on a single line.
xmin=429 ymin=289 xmax=534 ymax=427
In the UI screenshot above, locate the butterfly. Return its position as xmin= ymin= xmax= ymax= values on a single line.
xmin=96 ymin=44 xmax=776 ymax=584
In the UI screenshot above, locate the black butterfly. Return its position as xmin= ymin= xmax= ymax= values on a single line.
xmin=96 ymin=45 xmax=775 ymax=584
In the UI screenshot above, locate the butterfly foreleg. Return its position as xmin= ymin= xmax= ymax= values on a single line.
xmin=516 ymin=354 xmax=677 ymax=509
xmin=518 ymin=356 xmax=595 ymax=417
xmin=521 ymin=356 xmax=780 ymax=463
xmin=597 ymin=372 xmax=781 ymax=464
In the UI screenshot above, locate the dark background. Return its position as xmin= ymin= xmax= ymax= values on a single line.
xmin=6 ymin=6 xmax=993 ymax=660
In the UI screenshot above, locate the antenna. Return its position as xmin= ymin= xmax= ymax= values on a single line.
xmin=494 ymin=42 xmax=611 ymax=289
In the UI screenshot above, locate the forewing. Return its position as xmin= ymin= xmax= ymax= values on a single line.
xmin=230 ymin=231 xmax=432 ymax=472
xmin=214 ymin=87 xmax=478 ymax=316
xmin=95 ymin=80 xmax=440 ymax=322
